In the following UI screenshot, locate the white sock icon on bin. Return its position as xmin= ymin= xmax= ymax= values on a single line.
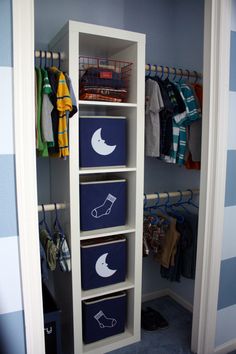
xmin=91 ymin=193 xmax=117 ymax=218
xmin=94 ymin=310 xmax=117 ymax=328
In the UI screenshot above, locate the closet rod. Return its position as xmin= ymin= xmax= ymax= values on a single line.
xmin=38 ymin=203 xmax=67 ymax=212
xmin=35 ymin=51 xmax=202 ymax=80
xmin=35 ymin=50 xmax=65 ymax=60
xmin=144 ymin=189 xmax=199 ymax=201
xmin=145 ymin=64 xmax=202 ymax=80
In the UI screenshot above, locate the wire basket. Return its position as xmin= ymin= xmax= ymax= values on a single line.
xmin=79 ymin=56 xmax=133 ymax=102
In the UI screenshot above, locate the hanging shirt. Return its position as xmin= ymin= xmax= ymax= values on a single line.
xmin=55 ymin=68 xmax=72 ymax=158
xmin=172 ymin=82 xmax=201 ymax=165
xmin=160 ymin=216 xmax=180 ymax=269
xmin=155 ymin=77 xmax=174 ymax=156
xmin=162 ymin=79 xmax=187 ymax=164
xmin=47 ymin=67 xmax=74 ymax=158
xmin=145 ymin=78 xmax=164 ymax=157
xmin=188 ymin=83 xmax=202 ymax=162
xmin=177 ymin=82 xmax=201 ymax=125
xmin=41 ymin=68 xmax=54 ymax=145
xmin=35 ymin=67 xmax=48 ymax=157
xmin=65 ymin=73 xmax=78 ymax=118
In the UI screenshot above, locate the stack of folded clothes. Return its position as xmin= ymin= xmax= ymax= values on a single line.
xmin=79 ymin=66 xmax=130 ymax=102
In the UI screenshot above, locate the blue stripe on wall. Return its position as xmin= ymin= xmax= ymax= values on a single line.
xmin=0 ymin=311 xmax=26 ymax=354
xmin=218 ymin=257 xmax=236 ymax=310
xmin=0 ymin=155 xmax=18 ymax=237
xmin=0 ymin=0 xmax=12 ymax=67
xmin=225 ymin=150 xmax=236 ymax=207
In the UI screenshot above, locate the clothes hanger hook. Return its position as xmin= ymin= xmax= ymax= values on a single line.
xmin=185 ymin=69 xmax=190 ymax=81
xmin=39 ymin=50 xmax=43 ymax=68
xmin=187 ymin=189 xmax=193 ymax=203
xmin=159 ymin=65 xmax=164 ymax=79
xmin=58 ymin=52 xmax=61 ymax=70
xmin=41 ymin=204 xmax=46 ymax=220
xmin=166 ymin=66 xmax=170 ymax=79
xmin=153 ymin=64 xmax=158 ymax=77
xmin=146 ymin=64 xmax=151 ymax=76
xmin=176 ymin=190 xmax=183 ymax=204
xmin=193 ymin=70 xmax=198 ymax=84
xmin=54 ymin=202 xmax=58 ymax=218
xmin=178 ymin=68 xmax=183 ymax=82
xmin=164 ymin=191 xmax=170 ymax=206
xmin=172 ymin=67 xmax=177 ymax=81
xmin=144 ymin=193 xmax=147 ymax=209
xmin=44 ymin=50 xmax=48 ymax=68
xmin=50 ymin=51 xmax=53 ymax=67
xmin=154 ymin=192 xmax=160 ymax=207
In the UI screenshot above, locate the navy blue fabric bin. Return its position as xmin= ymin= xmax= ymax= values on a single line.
xmin=82 ymin=292 xmax=127 ymax=344
xmin=80 ymin=179 xmax=126 ymax=231
xmin=81 ymin=236 xmax=127 ymax=290
xmin=79 ymin=116 xmax=127 ymax=167
xmin=42 ymin=284 xmax=62 ymax=354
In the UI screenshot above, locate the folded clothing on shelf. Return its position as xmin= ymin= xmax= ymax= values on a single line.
xmin=79 ymin=59 xmax=132 ymax=102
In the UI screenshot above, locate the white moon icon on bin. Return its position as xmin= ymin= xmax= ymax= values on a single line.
xmin=91 ymin=128 xmax=116 ymax=155
xmin=95 ymin=253 xmax=117 ymax=278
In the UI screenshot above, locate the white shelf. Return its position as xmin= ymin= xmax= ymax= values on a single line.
xmin=49 ymin=20 xmax=145 ymax=354
xmin=79 ymin=100 xmax=137 ymax=108
xmin=79 ymin=166 xmax=136 ymax=175
xmin=80 ymin=225 xmax=136 ymax=240
xmin=83 ymin=330 xmax=136 ymax=354
xmin=81 ymin=280 xmax=134 ymax=300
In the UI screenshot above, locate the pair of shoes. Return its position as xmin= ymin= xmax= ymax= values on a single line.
xmin=141 ymin=308 xmax=158 ymax=331
xmin=146 ymin=307 xmax=169 ymax=329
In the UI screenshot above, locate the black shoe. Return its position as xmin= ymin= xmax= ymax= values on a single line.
xmin=146 ymin=307 xmax=169 ymax=329
xmin=141 ymin=308 xmax=159 ymax=331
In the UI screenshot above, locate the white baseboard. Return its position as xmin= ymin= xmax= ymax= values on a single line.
xmin=214 ymin=338 xmax=236 ymax=354
xmin=167 ymin=289 xmax=193 ymax=313
xmin=142 ymin=289 xmax=169 ymax=303
xmin=142 ymin=288 xmax=193 ymax=313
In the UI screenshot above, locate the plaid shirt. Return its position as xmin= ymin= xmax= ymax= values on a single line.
xmin=53 ymin=231 xmax=71 ymax=272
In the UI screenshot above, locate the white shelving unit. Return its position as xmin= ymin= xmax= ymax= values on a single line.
xmin=49 ymin=21 xmax=145 ymax=354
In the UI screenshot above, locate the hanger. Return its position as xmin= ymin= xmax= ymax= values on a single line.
xmin=43 ymin=50 xmax=49 ymax=68
xmin=159 ymin=65 xmax=165 ymax=80
xmin=50 ymin=51 xmax=54 ymax=67
xmin=146 ymin=63 xmax=152 ymax=77
xmin=39 ymin=204 xmax=52 ymax=236
xmin=58 ymin=52 xmax=61 ymax=70
xmin=39 ymin=50 xmax=43 ymax=68
xmin=178 ymin=68 xmax=183 ymax=83
xmin=185 ymin=69 xmax=190 ymax=82
xmin=54 ymin=203 xmax=64 ymax=233
xmin=172 ymin=67 xmax=177 ymax=81
xmin=152 ymin=192 xmax=170 ymax=223
xmin=143 ymin=194 xmax=160 ymax=225
xmin=165 ymin=66 xmax=170 ymax=80
xmin=193 ymin=70 xmax=198 ymax=84
xmin=43 ymin=50 xmax=46 ymax=68
xmin=186 ymin=189 xmax=199 ymax=209
xmin=143 ymin=193 xmax=148 ymax=212
xmin=164 ymin=191 xmax=185 ymax=223
xmin=153 ymin=64 xmax=158 ymax=78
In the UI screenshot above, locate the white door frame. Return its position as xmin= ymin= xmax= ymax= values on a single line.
xmin=12 ymin=1 xmax=231 ymax=354
xmin=191 ymin=1 xmax=231 ymax=353
xmin=12 ymin=0 xmax=45 ymax=353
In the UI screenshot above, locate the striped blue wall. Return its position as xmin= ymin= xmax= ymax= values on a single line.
xmin=0 ymin=1 xmax=26 ymax=353
xmin=215 ymin=0 xmax=236 ymax=347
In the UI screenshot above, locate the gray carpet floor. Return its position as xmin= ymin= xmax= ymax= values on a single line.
xmin=108 ymin=296 xmax=193 ymax=354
